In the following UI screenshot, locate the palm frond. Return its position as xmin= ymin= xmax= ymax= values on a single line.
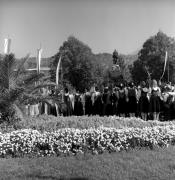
xmin=0 ymin=53 xmax=61 ymax=121
xmin=12 ymin=54 xmax=30 ymax=80
xmin=28 ymin=82 xmax=56 ymax=94
xmin=23 ymin=72 xmax=44 ymax=85
xmin=21 ymin=92 xmax=57 ymax=105
xmin=12 ymin=103 xmax=24 ymax=120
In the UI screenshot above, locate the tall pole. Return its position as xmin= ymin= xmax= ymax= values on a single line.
xmin=4 ymin=38 xmax=11 ymax=55
xmin=56 ymin=55 xmax=62 ymax=88
xmin=37 ymin=47 xmax=42 ymax=74
xmin=168 ymin=57 xmax=169 ymax=83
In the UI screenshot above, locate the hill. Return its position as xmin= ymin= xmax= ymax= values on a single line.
xmin=121 ymin=53 xmax=138 ymax=65
xmin=94 ymin=53 xmax=113 ymax=68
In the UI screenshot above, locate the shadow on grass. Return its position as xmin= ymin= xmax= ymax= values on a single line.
xmin=17 ymin=174 xmax=89 ymax=180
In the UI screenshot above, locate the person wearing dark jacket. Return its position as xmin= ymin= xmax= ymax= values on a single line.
xmin=74 ymin=91 xmax=84 ymax=116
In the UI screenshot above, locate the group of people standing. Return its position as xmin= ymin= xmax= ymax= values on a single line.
xmin=26 ymin=79 xmax=175 ymax=121
xmin=83 ymin=80 xmax=164 ymax=121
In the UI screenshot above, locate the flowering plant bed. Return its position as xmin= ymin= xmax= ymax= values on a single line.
xmin=0 ymin=124 xmax=175 ymax=158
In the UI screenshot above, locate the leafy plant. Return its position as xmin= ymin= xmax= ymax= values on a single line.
xmin=131 ymin=31 xmax=175 ymax=83
xmin=0 ymin=54 xmax=56 ymax=123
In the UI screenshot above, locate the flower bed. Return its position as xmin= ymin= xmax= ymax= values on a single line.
xmin=0 ymin=124 xmax=175 ymax=158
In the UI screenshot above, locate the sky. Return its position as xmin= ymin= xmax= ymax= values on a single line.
xmin=0 ymin=0 xmax=175 ymax=58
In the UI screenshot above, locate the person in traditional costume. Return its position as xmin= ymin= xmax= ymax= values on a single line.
xmin=69 ymin=91 xmax=75 ymax=113
xmin=93 ymin=90 xmax=103 ymax=116
xmin=117 ymin=83 xmax=127 ymax=117
xmin=73 ymin=90 xmax=84 ymax=116
xmin=138 ymin=81 xmax=149 ymax=120
xmin=111 ymin=87 xmax=119 ymax=115
xmin=161 ymin=86 xmax=172 ymax=120
xmin=102 ymin=87 xmax=113 ymax=116
xmin=84 ymin=89 xmax=93 ymax=116
xmin=149 ymin=79 xmax=161 ymax=120
xmin=49 ymin=89 xmax=57 ymax=116
xmin=127 ymin=82 xmax=137 ymax=117
xmin=63 ymin=88 xmax=73 ymax=116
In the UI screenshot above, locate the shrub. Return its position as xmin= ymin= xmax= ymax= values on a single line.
xmin=14 ymin=115 xmax=175 ymax=133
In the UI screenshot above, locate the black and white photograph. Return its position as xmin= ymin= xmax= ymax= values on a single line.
xmin=0 ymin=0 xmax=175 ymax=179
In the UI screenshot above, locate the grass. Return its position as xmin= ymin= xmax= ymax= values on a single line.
xmin=0 ymin=146 xmax=175 ymax=180
xmin=2 ymin=114 xmax=174 ymax=133
xmin=0 ymin=115 xmax=175 ymax=179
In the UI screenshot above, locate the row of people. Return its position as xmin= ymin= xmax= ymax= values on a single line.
xmin=65 ymin=80 xmax=175 ymax=121
xmin=25 ymin=80 xmax=175 ymax=121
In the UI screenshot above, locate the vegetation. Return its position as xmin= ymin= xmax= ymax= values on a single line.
xmin=50 ymin=36 xmax=136 ymax=91
xmin=1 ymin=31 xmax=175 ymax=180
xmin=18 ymin=57 xmax=53 ymax=69
xmin=49 ymin=31 xmax=175 ymax=90
xmin=0 ymin=146 xmax=175 ymax=179
xmin=130 ymin=31 xmax=175 ymax=83
xmin=0 ymin=121 xmax=175 ymax=158
xmin=0 ymin=54 xmax=56 ymax=124
xmin=5 ymin=115 xmax=175 ymax=133
xmin=50 ymin=36 xmax=94 ymax=92
xmin=21 ymin=31 xmax=175 ymax=91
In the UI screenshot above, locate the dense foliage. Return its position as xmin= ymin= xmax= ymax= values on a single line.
xmin=44 ymin=31 xmax=175 ymax=89
xmin=131 ymin=31 xmax=175 ymax=83
xmin=0 ymin=54 xmax=56 ymax=123
xmin=50 ymin=36 xmax=94 ymax=92
xmin=51 ymin=36 xmax=134 ymax=91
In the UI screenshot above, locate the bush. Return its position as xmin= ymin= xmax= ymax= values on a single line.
xmin=10 ymin=115 xmax=175 ymax=133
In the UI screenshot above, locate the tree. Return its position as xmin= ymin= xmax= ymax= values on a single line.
xmin=51 ymin=36 xmax=94 ymax=92
xmin=0 ymin=54 xmax=56 ymax=123
xmin=129 ymin=60 xmax=147 ymax=84
xmin=51 ymin=38 xmax=133 ymax=90
xmin=130 ymin=31 xmax=175 ymax=83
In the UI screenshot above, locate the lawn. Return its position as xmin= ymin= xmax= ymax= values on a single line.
xmin=0 ymin=147 xmax=175 ymax=180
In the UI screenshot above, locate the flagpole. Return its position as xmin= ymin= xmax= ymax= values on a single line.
xmin=4 ymin=38 xmax=11 ymax=55
xmin=37 ymin=47 xmax=42 ymax=74
xmin=55 ymin=50 xmax=67 ymax=88
xmin=168 ymin=57 xmax=169 ymax=82
xmin=56 ymin=55 xmax=62 ymax=88
xmin=160 ymin=51 xmax=168 ymax=81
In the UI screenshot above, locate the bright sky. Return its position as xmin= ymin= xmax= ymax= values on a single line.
xmin=0 ymin=0 xmax=175 ymax=58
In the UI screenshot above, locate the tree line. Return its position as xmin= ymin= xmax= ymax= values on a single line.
xmin=50 ymin=31 xmax=175 ymax=92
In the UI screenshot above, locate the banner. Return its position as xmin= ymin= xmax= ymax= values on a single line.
xmin=56 ymin=55 xmax=62 ymax=86
xmin=160 ymin=51 xmax=168 ymax=80
xmin=37 ymin=48 xmax=43 ymax=74
xmin=4 ymin=38 xmax=11 ymax=54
